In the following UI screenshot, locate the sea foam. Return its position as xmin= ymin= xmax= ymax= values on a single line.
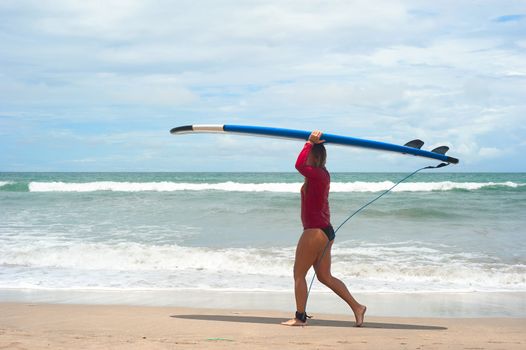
xmin=1 ymin=241 xmax=525 ymax=292
xmin=27 ymin=181 xmax=524 ymax=193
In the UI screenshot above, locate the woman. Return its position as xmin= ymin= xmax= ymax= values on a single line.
xmin=281 ymin=130 xmax=367 ymax=327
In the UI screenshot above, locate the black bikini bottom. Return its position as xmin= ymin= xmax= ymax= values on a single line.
xmin=321 ymin=225 xmax=335 ymax=241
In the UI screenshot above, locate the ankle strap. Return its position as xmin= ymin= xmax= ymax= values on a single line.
xmin=295 ymin=311 xmax=311 ymax=322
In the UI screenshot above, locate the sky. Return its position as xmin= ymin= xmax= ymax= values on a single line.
xmin=1 ymin=0 xmax=525 ymax=172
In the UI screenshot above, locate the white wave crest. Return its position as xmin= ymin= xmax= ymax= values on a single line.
xmin=331 ymin=181 xmax=522 ymax=192
xmin=0 ymin=181 xmax=13 ymax=187
xmin=1 ymin=242 xmax=525 ymax=292
xmin=27 ymin=181 xmax=523 ymax=193
xmin=0 ymin=242 xmax=292 ymax=276
xmin=28 ymin=181 xmax=302 ymax=192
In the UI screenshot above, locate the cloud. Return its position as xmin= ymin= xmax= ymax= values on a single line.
xmin=368 ymin=38 xmax=526 ymax=77
xmin=478 ymin=147 xmax=506 ymax=158
xmin=96 ymin=73 xmax=199 ymax=106
xmin=1 ymin=0 xmax=525 ymax=171
xmin=21 ymin=0 xmax=147 ymax=40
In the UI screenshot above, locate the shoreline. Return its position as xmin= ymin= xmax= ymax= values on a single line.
xmin=2 ymin=288 xmax=525 ymax=318
xmin=1 ymin=303 xmax=525 ymax=349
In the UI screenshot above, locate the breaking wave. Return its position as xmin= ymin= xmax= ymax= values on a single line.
xmin=20 ymin=181 xmax=524 ymax=193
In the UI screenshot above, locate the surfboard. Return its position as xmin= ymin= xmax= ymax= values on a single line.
xmin=170 ymin=124 xmax=459 ymax=164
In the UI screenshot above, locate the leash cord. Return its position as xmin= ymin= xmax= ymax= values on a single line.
xmin=304 ymin=162 xmax=449 ymax=311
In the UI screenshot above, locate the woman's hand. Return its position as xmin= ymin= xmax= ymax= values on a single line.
xmin=308 ymin=130 xmax=325 ymax=144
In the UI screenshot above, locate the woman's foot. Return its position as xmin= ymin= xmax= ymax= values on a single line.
xmin=281 ymin=318 xmax=307 ymax=326
xmin=354 ymin=305 xmax=367 ymax=327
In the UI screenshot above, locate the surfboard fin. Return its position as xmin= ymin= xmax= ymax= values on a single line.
xmin=404 ymin=139 xmax=424 ymax=149
xmin=431 ymin=146 xmax=449 ymax=155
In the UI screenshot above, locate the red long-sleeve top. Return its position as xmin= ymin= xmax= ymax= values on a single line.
xmin=295 ymin=142 xmax=331 ymax=229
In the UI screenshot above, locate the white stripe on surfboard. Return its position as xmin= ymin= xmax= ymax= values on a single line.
xmin=192 ymin=125 xmax=225 ymax=133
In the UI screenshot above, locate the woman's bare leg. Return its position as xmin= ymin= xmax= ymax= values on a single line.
xmin=314 ymin=240 xmax=367 ymax=327
xmin=281 ymin=228 xmax=327 ymax=326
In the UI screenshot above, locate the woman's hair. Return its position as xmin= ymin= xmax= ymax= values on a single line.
xmin=311 ymin=143 xmax=327 ymax=168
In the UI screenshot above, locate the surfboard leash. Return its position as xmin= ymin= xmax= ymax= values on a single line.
xmin=304 ymin=162 xmax=450 ymax=313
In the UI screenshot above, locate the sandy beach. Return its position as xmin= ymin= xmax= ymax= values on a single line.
xmin=1 ymin=303 xmax=525 ymax=350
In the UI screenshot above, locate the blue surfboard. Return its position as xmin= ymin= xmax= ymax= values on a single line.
xmin=170 ymin=124 xmax=459 ymax=164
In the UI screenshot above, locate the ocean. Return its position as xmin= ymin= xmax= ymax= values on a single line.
xmin=1 ymin=171 xmax=524 ymax=296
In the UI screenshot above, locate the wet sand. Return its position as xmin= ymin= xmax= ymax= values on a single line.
xmin=1 ymin=303 xmax=525 ymax=349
